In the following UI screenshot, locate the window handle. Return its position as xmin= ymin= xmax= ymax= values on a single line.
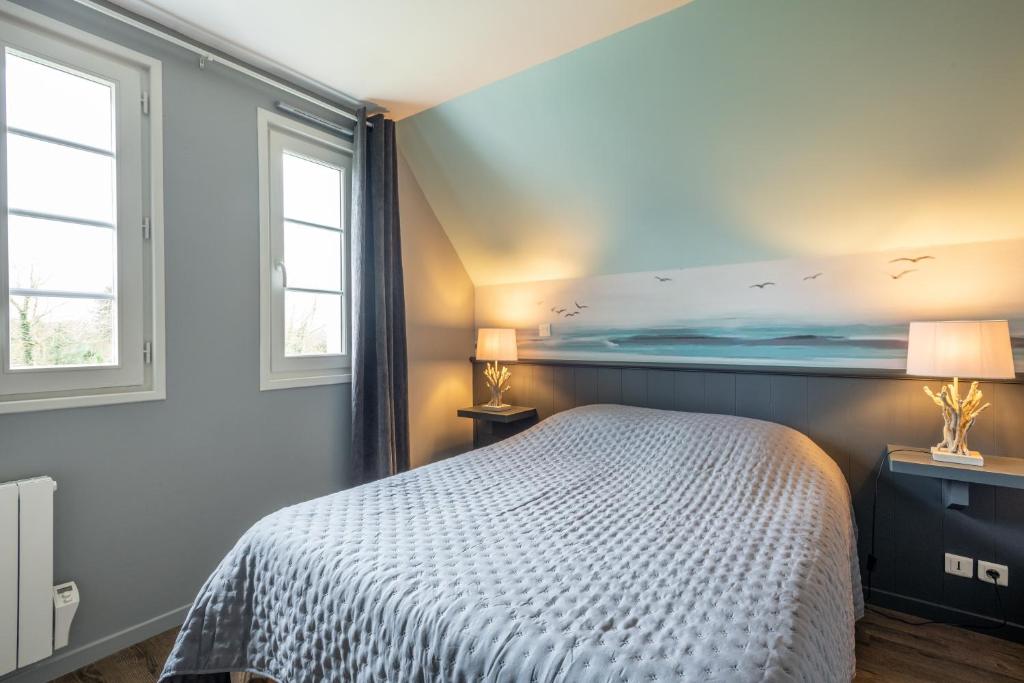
xmin=276 ymin=260 xmax=288 ymax=288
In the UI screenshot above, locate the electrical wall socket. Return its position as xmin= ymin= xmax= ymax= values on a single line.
xmin=978 ymin=560 xmax=1009 ymax=586
xmin=945 ymin=552 xmax=973 ymax=578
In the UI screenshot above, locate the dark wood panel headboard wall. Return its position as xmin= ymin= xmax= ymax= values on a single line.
xmin=471 ymin=359 xmax=1024 ymax=639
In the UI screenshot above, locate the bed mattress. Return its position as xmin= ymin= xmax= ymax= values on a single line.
xmin=162 ymin=404 xmax=862 ymax=682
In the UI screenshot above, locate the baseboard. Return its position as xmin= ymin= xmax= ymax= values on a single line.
xmin=867 ymin=588 xmax=1024 ymax=643
xmin=0 ymin=604 xmax=190 ymax=683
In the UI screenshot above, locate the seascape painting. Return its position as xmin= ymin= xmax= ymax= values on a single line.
xmin=475 ymin=238 xmax=1024 ymax=370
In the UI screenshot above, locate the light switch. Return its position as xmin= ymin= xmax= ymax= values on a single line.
xmin=944 ymin=552 xmax=973 ymax=578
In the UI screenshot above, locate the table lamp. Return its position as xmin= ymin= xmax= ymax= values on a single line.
xmin=906 ymin=320 xmax=1016 ymax=466
xmin=476 ymin=328 xmax=518 ymax=411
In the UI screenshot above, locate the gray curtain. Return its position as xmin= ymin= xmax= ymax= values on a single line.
xmin=351 ymin=109 xmax=410 ymax=483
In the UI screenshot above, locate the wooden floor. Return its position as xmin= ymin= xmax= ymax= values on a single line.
xmin=55 ymin=607 xmax=1023 ymax=682
xmin=854 ymin=607 xmax=1024 ymax=682
xmin=53 ymin=629 xmax=270 ymax=683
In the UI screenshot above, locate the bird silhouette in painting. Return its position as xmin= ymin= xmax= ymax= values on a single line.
xmin=889 ymin=269 xmax=917 ymax=280
xmin=749 ymin=282 xmax=776 ymax=289
xmin=555 ymin=308 xmax=566 ymax=314
xmin=803 ymin=273 xmax=823 ymax=281
xmin=575 ymin=301 xmax=589 ymax=310
xmin=536 ymin=300 xmax=544 ymax=306
xmin=889 ymin=256 xmax=934 ymax=264
xmin=564 ymin=311 xmax=580 ymax=318
xmin=654 ymin=276 xmax=672 ymax=282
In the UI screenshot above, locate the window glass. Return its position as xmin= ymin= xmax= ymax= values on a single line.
xmin=4 ymin=49 xmax=119 ymax=369
xmin=282 ymin=153 xmax=341 ymax=228
xmin=280 ymin=151 xmax=344 ymax=358
xmin=6 ymin=133 xmax=116 ymax=225
xmin=283 ymin=221 xmax=341 ymax=291
xmin=285 ymin=291 xmax=342 ymax=356
xmin=5 ymin=51 xmax=114 ymax=151
xmin=8 ymin=215 xmax=115 ymax=294
xmin=8 ymin=294 xmax=114 ymax=369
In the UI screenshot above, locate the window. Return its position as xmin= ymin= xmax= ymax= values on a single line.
xmin=0 ymin=4 xmax=164 ymax=413
xmin=258 ymin=109 xmax=352 ymax=390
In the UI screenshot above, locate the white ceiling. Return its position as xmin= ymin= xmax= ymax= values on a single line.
xmin=109 ymin=0 xmax=691 ymax=119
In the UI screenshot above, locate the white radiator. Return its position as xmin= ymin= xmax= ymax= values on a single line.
xmin=0 ymin=477 xmax=55 ymax=676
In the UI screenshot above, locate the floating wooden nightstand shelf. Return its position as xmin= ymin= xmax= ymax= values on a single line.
xmin=458 ymin=405 xmax=538 ymax=448
xmin=888 ymin=444 xmax=1024 ymax=509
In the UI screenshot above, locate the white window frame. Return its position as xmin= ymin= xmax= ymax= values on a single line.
xmin=258 ymin=108 xmax=352 ymax=390
xmin=0 ymin=1 xmax=164 ymax=414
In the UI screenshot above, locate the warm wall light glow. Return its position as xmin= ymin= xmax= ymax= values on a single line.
xmin=730 ymin=147 xmax=1024 ymax=260
xmin=456 ymin=217 xmax=599 ymax=287
xmin=906 ymin=320 xmax=1015 ymax=379
xmin=407 ymin=362 xmax=472 ymax=468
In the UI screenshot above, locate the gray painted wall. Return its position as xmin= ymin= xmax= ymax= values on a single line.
xmin=474 ymin=360 xmax=1024 ymax=638
xmin=1 ymin=2 xmax=351 ymax=680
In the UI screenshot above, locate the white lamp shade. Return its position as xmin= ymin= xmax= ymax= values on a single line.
xmin=476 ymin=328 xmax=518 ymax=362
xmin=906 ymin=320 xmax=1016 ymax=379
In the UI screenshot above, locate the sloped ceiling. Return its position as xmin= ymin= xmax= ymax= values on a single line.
xmin=398 ymin=0 xmax=1024 ymax=287
xmin=109 ymin=0 xmax=691 ymax=119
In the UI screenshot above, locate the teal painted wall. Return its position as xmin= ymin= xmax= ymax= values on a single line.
xmin=398 ymin=0 xmax=1024 ymax=287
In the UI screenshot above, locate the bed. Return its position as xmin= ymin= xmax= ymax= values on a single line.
xmin=161 ymin=405 xmax=862 ymax=682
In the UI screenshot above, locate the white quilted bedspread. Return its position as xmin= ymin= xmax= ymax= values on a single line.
xmin=162 ymin=405 xmax=862 ymax=682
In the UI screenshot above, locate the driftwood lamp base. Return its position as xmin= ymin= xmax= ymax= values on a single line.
xmin=923 ymin=377 xmax=990 ymax=466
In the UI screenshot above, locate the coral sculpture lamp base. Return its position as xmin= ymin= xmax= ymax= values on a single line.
xmin=931 ymin=447 xmax=984 ymax=467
